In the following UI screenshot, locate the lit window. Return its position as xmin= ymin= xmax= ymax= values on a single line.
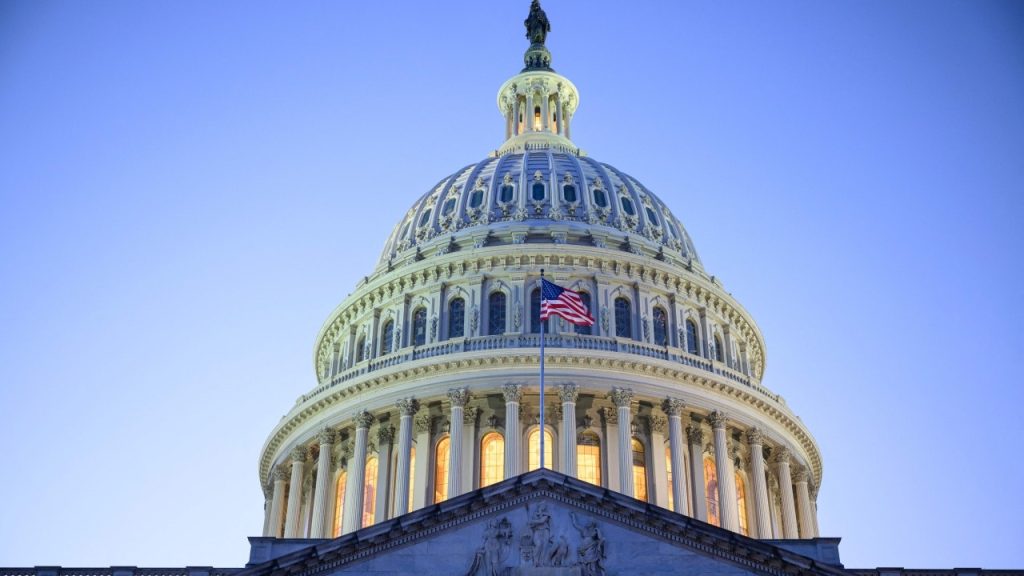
xmin=448 ymin=298 xmax=465 ymax=338
xmin=419 ymin=208 xmax=432 ymax=227
xmin=736 ymin=472 xmax=749 ymax=536
xmin=332 ymin=471 xmax=347 ymax=537
xmin=489 ymin=292 xmax=507 ymax=335
xmin=614 ymin=297 xmax=632 ymax=338
xmin=469 ymin=189 xmax=484 ymax=208
xmin=620 ymin=196 xmax=635 ymax=216
xmin=563 ymin=184 xmax=577 ymax=203
xmin=704 ymin=457 xmax=720 ymax=527
xmin=406 ymin=447 xmax=415 ymax=515
xmin=381 ymin=319 xmax=395 ymax=355
xmin=653 ymin=306 xmax=668 ymax=346
xmin=499 ymin=184 xmax=514 ymax=203
xmin=666 ymin=445 xmax=673 ymax=511
xmin=532 ymin=182 xmax=545 ymax=201
xmin=530 ymin=287 xmax=548 ymax=334
xmin=573 ymin=292 xmax=592 ymax=335
xmin=593 ymin=187 xmax=608 ymax=208
xmin=480 ymin=432 xmax=505 ymax=487
xmin=528 ymin=428 xmax=554 ymax=470
xmin=434 ymin=436 xmax=450 ymax=503
xmin=577 ymin=432 xmax=601 ymax=486
xmin=412 ymin=308 xmax=427 ymax=346
xmin=685 ymin=319 xmax=699 ymax=355
xmin=632 ymin=438 xmax=648 ymax=502
xmin=533 ymin=106 xmax=542 ymax=131
xmin=362 ymin=455 xmax=378 ymax=528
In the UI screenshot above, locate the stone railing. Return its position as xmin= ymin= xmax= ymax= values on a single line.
xmin=0 ymin=569 xmax=242 ymax=576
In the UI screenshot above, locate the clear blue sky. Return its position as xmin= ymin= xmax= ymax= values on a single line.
xmin=1 ymin=0 xmax=1022 ymax=569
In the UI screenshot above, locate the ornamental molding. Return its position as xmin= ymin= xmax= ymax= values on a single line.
xmin=502 ymin=383 xmax=523 ymax=403
xmin=557 ymin=383 xmax=579 ymax=403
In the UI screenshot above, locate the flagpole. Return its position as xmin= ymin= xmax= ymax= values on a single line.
xmin=539 ymin=268 xmax=546 ymax=470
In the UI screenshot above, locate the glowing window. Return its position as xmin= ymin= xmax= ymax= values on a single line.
xmin=528 ymin=428 xmax=554 ymax=471
xmin=469 ymin=189 xmax=484 ymax=208
xmin=533 ymin=106 xmax=542 ymax=131
xmin=448 ymin=298 xmax=465 ymax=338
xmin=704 ymin=457 xmax=720 ymax=527
xmin=592 ymin=187 xmax=608 ymax=208
xmin=573 ymin=292 xmax=592 ymax=335
xmin=530 ymin=287 xmax=548 ymax=334
xmin=499 ymin=184 xmax=514 ymax=203
xmin=412 ymin=308 xmax=427 ymax=346
xmin=332 ymin=471 xmax=347 ymax=537
xmin=620 ymin=196 xmax=636 ymax=216
xmin=488 ymin=292 xmax=507 ymax=335
xmin=577 ymin=432 xmax=601 ymax=486
xmin=563 ymin=184 xmax=577 ymax=203
xmin=685 ymin=319 xmax=699 ymax=355
xmin=405 ymin=447 xmax=415 ymax=515
xmin=381 ymin=319 xmax=394 ymax=355
xmin=532 ymin=182 xmax=545 ymax=201
xmin=632 ymin=438 xmax=648 ymax=502
xmin=362 ymin=455 xmax=378 ymax=528
xmin=666 ymin=445 xmax=674 ymax=511
xmin=418 ymin=208 xmax=432 ymax=227
xmin=653 ymin=306 xmax=668 ymax=346
xmin=736 ymin=472 xmax=749 ymax=536
xmin=434 ymin=436 xmax=450 ymax=503
xmin=614 ymin=297 xmax=632 ymax=338
xmin=480 ymin=432 xmax=505 ymax=487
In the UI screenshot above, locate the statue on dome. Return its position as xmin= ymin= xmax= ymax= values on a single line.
xmin=525 ymin=0 xmax=550 ymax=46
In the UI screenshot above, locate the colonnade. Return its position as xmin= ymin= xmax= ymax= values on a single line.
xmin=262 ymin=387 xmax=819 ymax=542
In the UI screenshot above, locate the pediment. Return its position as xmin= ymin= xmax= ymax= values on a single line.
xmin=242 ymin=470 xmax=844 ymax=576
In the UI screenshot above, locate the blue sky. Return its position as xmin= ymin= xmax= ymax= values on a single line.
xmin=1 ymin=0 xmax=1022 ymax=569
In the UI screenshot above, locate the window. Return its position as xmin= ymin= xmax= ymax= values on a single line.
xmin=685 ymin=319 xmax=699 ymax=355
xmin=480 ymin=432 xmax=505 ymax=487
xmin=592 ymin=187 xmax=608 ymax=208
xmin=532 ymin=182 xmax=545 ymax=201
xmin=563 ymin=184 xmax=577 ymax=203
xmin=614 ymin=297 xmax=632 ymax=338
xmin=355 ymin=335 xmax=366 ymax=363
xmin=469 ymin=188 xmax=484 ymax=208
xmin=332 ymin=471 xmax=347 ymax=537
xmin=405 ymin=447 xmax=415 ymax=515
xmin=499 ymin=184 xmax=514 ymax=203
xmin=714 ymin=335 xmax=724 ymax=362
xmin=418 ymin=208 xmax=432 ymax=227
xmin=434 ymin=436 xmax=450 ymax=503
xmin=412 ymin=308 xmax=427 ymax=346
xmin=577 ymin=432 xmax=601 ymax=486
xmin=530 ymin=287 xmax=548 ymax=334
xmin=381 ymin=319 xmax=395 ymax=355
xmin=704 ymin=457 xmax=720 ymax=527
xmin=653 ymin=306 xmax=668 ymax=346
xmin=645 ymin=206 xmax=658 ymax=225
xmin=528 ymin=428 xmax=554 ymax=471
xmin=632 ymin=438 xmax=648 ymax=502
xmin=362 ymin=455 xmax=378 ymax=528
xmin=489 ymin=292 xmax=507 ymax=335
xmin=736 ymin=472 xmax=749 ymax=536
xmin=666 ymin=446 xmax=674 ymax=512
xmin=442 ymin=197 xmax=457 ymax=216
xmin=620 ymin=196 xmax=635 ymax=216
xmin=533 ymin=106 xmax=542 ymax=131
xmin=573 ymin=292 xmax=592 ymax=335
xmin=448 ymin=298 xmax=465 ymax=338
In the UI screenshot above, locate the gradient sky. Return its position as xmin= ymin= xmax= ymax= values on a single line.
xmin=1 ymin=0 xmax=1022 ymax=569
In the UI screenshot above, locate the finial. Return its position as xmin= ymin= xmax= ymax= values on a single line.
xmin=522 ymin=0 xmax=553 ymax=71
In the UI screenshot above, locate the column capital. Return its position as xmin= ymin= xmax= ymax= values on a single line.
xmin=447 ymin=387 xmax=471 ymax=407
xmin=771 ymin=447 xmax=792 ymax=466
xmin=463 ymin=405 xmax=480 ymax=424
xmin=745 ymin=427 xmax=765 ymax=447
xmin=685 ymin=423 xmax=704 ymax=445
xmin=708 ymin=410 xmax=728 ymax=430
xmin=600 ymin=405 xmax=618 ymax=425
xmin=662 ymin=397 xmax=686 ymax=417
xmin=558 ymin=383 xmax=579 ymax=403
xmin=649 ymin=414 xmax=667 ymax=435
xmin=793 ymin=467 xmax=810 ymax=484
xmin=290 ymin=447 xmax=309 ymax=463
xmin=377 ymin=425 xmax=395 ymax=445
xmin=273 ymin=466 xmax=290 ymax=482
xmin=317 ymin=428 xmax=336 ymax=446
xmin=502 ymin=383 xmax=523 ymax=403
xmin=414 ymin=413 xmax=433 ymax=434
xmin=609 ymin=387 xmax=634 ymax=408
xmin=354 ymin=409 xmax=375 ymax=430
xmin=396 ymin=397 xmax=420 ymax=416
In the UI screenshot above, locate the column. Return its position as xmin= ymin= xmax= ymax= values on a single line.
xmin=341 ymin=410 xmax=373 ymax=534
xmin=526 ymin=92 xmax=534 ymax=131
xmin=793 ymin=468 xmax=814 ymax=539
xmin=374 ymin=425 xmax=395 ymax=523
xmin=447 ymin=387 xmax=470 ymax=497
xmin=393 ymin=398 xmax=418 ymax=517
xmin=558 ymin=384 xmax=579 ymax=477
xmin=284 ymin=447 xmax=308 ymax=537
xmin=610 ymin=387 xmax=634 ymax=497
xmin=502 ymin=384 xmax=523 ymax=478
xmin=541 ymin=93 xmax=550 ymax=131
xmin=773 ymin=448 xmax=799 ymax=538
xmin=461 ymin=406 xmax=478 ymax=490
xmin=412 ymin=413 xmax=432 ymax=510
xmin=709 ymin=411 xmax=739 ymax=532
xmin=309 ymin=428 xmax=336 ymax=538
xmin=267 ymin=466 xmax=288 ymax=537
xmin=663 ymin=399 xmax=689 ymax=515
xmin=602 ymin=406 xmax=620 ymax=491
xmin=261 ymin=486 xmax=272 ymax=537
xmin=686 ymin=423 xmax=707 ymax=521
xmin=553 ymin=93 xmax=562 ymax=135
xmin=512 ymin=96 xmax=521 ymax=136
xmin=745 ymin=428 xmax=772 ymax=539
xmin=649 ymin=414 xmax=669 ymax=509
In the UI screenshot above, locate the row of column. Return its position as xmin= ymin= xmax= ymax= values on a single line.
xmin=265 ymin=388 xmax=817 ymax=540
xmin=507 ymin=90 xmax=571 ymax=139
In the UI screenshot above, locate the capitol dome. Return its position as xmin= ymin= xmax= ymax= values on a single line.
xmin=258 ymin=0 xmax=821 ymax=544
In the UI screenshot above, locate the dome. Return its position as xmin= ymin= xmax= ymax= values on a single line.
xmin=378 ymin=152 xmax=702 ymax=269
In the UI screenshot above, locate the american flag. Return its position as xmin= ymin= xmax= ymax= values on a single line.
xmin=540 ymin=278 xmax=594 ymax=326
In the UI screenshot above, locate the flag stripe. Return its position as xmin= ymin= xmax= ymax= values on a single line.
xmin=540 ymin=278 xmax=595 ymax=326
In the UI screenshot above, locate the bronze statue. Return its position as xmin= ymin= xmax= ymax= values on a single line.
xmin=525 ymin=0 xmax=550 ymax=46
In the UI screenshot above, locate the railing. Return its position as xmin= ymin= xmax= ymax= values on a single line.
xmin=0 ymin=570 xmax=242 ymax=576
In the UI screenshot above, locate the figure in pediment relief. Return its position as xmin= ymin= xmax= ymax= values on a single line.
xmin=571 ymin=512 xmax=606 ymax=576
xmin=466 ymin=517 xmax=514 ymax=576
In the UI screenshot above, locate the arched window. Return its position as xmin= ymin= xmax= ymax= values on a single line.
xmin=488 ymin=292 xmax=507 ymax=335
xmin=499 ymin=184 xmax=515 ymax=203
xmin=592 ymin=187 xmax=608 ymax=208
xmin=666 ymin=445 xmax=674 ymax=512
xmin=704 ymin=457 xmax=720 ymax=527
xmin=332 ymin=471 xmax=347 ymax=537
xmin=533 ymin=106 xmax=542 ymax=131
xmin=614 ymin=297 xmax=632 ymax=338
xmin=532 ymin=182 xmax=545 ymax=201
xmin=480 ymin=432 xmax=505 ymax=487
xmin=381 ymin=319 xmax=395 ymax=355
xmin=434 ymin=436 xmax=450 ymax=503
xmin=355 ymin=335 xmax=366 ymax=363
xmin=412 ymin=307 xmax=427 ymax=346
xmin=653 ymin=306 xmax=668 ymax=346
xmin=448 ymin=298 xmax=465 ymax=338
xmin=735 ymin=472 xmax=749 ymax=536
xmin=362 ymin=455 xmax=378 ymax=528
xmin=469 ymin=188 xmax=484 ymax=208
xmin=577 ymin=432 xmax=601 ymax=486
xmin=573 ymin=291 xmax=592 ymax=335
xmin=685 ymin=319 xmax=699 ymax=355
xmin=563 ymin=184 xmax=577 ymax=203
xmin=528 ymin=428 xmax=554 ymax=471
xmin=530 ymin=287 xmax=548 ymax=334
xmin=632 ymin=438 xmax=648 ymax=502
xmin=714 ymin=335 xmax=724 ymax=362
